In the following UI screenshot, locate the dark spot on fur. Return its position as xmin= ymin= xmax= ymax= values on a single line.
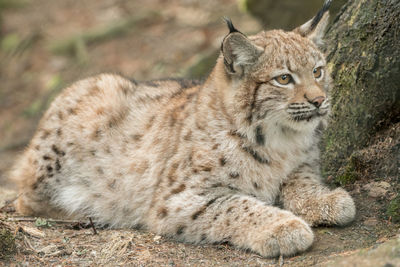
xmin=52 ymin=145 xmax=65 ymax=156
xmin=247 ymin=83 xmax=262 ymax=122
xmin=90 ymin=150 xmax=96 ymax=156
xmin=253 ymin=182 xmax=259 ymax=189
xmin=244 ymin=206 xmax=249 ymax=211
xmin=67 ymin=142 xmax=74 ymax=147
xmin=158 ymin=207 xmax=168 ymax=218
xmin=96 ymin=167 xmax=104 ymax=174
xmin=58 ymin=111 xmax=64 ymax=120
xmin=183 ymin=130 xmax=192 ymax=141
xmin=146 ymin=115 xmax=155 ymax=129
xmin=56 ymin=128 xmax=62 ymax=137
xmin=55 ymin=159 xmax=61 ymax=172
xmin=171 ymin=184 xmax=186 ymax=195
xmin=176 ymin=225 xmax=186 ymax=235
xmin=212 ymin=144 xmax=219 ymax=150
xmin=226 ymin=220 xmax=230 ymax=226
xmin=131 ymin=134 xmax=142 ymax=142
xmin=211 ymin=183 xmax=222 ymax=188
xmin=34 ymin=145 xmax=40 ymax=151
xmin=108 ymin=179 xmax=116 ymax=189
xmin=68 ymin=108 xmax=76 ymax=115
xmin=41 ymin=130 xmax=50 ymax=140
xmin=167 ymin=162 xmax=179 ymax=185
xmin=229 ymin=172 xmax=239 ymax=179
xmin=200 ymin=234 xmax=207 ymax=242
xmin=32 ymin=175 xmax=45 ymax=189
xmin=219 ymin=157 xmax=227 ymax=166
xmin=255 ymin=125 xmax=264 ymax=145
xmin=43 ymin=155 xmax=52 ymax=160
xmin=242 ymin=146 xmax=269 ymax=164
xmin=226 ymin=207 xmax=233 ymax=213
xmin=92 ymin=193 xmax=101 ymax=198
xmin=227 ymin=186 xmax=238 ymax=191
xmin=249 ymin=212 xmax=254 ymax=216
xmin=46 ymin=165 xmax=53 ymax=173
xmin=201 ymin=166 xmax=212 ymax=172
xmin=192 ymin=196 xmax=221 ymax=220
xmin=93 ymin=129 xmax=102 ymax=140
xmin=229 ymin=130 xmax=246 ymax=139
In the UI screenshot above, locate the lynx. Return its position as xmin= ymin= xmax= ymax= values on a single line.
xmin=11 ymin=0 xmax=355 ymax=257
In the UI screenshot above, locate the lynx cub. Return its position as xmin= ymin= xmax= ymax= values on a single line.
xmin=11 ymin=1 xmax=355 ymax=257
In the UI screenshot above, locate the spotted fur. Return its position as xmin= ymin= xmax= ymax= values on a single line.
xmin=11 ymin=3 xmax=355 ymax=258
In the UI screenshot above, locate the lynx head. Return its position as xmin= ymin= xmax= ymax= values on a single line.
xmin=220 ymin=0 xmax=332 ymax=135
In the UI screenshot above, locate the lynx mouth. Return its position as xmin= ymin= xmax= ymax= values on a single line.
xmin=290 ymin=109 xmax=328 ymax=122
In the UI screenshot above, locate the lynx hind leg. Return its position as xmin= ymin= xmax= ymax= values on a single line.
xmin=10 ymin=148 xmax=63 ymax=218
xmin=151 ymin=194 xmax=314 ymax=257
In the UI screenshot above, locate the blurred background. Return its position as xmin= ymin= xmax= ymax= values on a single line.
xmin=0 ymin=0 xmax=344 ymax=188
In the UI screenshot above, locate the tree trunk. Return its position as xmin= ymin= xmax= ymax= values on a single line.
xmin=321 ymin=0 xmax=399 ymax=182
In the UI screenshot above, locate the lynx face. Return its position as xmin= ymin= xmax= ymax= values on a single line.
xmin=221 ymin=17 xmax=331 ymax=133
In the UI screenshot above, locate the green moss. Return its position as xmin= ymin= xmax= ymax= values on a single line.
xmin=0 ymin=228 xmax=16 ymax=260
xmin=335 ymin=152 xmax=362 ymax=185
xmin=387 ymin=195 xmax=400 ymax=224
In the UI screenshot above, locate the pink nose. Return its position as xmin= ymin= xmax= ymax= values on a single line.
xmin=310 ymin=96 xmax=325 ymax=108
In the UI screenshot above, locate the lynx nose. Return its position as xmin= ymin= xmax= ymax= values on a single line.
xmin=309 ymin=96 xmax=325 ymax=108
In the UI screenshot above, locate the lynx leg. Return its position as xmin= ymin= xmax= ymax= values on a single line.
xmin=281 ymin=166 xmax=355 ymax=226
xmin=149 ymin=194 xmax=314 ymax=257
xmin=10 ymin=149 xmax=66 ymax=218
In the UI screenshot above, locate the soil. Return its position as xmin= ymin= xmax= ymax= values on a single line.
xmin=1 ymin=0 xmax=399 ymax=266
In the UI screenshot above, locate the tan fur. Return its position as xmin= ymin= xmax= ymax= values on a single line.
xmin=10 ymin=10 xmax=355 ymax=257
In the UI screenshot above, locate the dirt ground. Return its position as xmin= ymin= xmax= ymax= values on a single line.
xmin=0 ymin=0 xmax=399 ymax=266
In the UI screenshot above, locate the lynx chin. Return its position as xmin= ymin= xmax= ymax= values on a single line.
xmin=11 ymin=0 xmax=355 ymax=257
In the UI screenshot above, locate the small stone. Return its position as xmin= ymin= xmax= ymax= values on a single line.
xmin=363 ymin=182 xmax=390 ymax=198
xmin=377 ymin=181 xmax=391 ymax=190
xmin=364 ymin=217 xmax=378 ymax=226
xmin=153 ymin=235 xmax=161 ymax=242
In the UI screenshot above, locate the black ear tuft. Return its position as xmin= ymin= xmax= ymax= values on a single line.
xmin=223 ymin=17 xmax=240 ymax=34
xmin=310 ymin=0 xmax=332 ymax=31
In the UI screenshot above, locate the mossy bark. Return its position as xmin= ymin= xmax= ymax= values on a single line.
xmin=321 ymin=0 xmax=400 ymax=180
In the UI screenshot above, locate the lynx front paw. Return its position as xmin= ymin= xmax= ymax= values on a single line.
xmin=322 ymin=188 xmax=356 ymax=226
xmin=253 ymin=216 xmax=314 ymax=257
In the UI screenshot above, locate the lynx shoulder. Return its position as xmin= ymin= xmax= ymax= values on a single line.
xmin=11 ymin=0 xmax=355 ymax=257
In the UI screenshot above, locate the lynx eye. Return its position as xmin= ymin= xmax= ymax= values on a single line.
xmin=274 ymin=74 xmax=292 ymax=85
xmin=313 ymin=67 xmax=322 ymax=79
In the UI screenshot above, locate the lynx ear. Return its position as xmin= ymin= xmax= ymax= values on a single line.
xmin=221 ymin=17 xmax=263 ymax=76
xmin=294 ymin=0 xmax=331 ymax=46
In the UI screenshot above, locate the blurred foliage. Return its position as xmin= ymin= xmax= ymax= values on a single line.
xmin=23 ymin=74 xmax=64 ymax=118
xmin=240 ymin=0 xmax=347 ymax=30
xmin=387 ymin=195 xmax=400 ymax=223
xmin=49 ymin=11 xmax=160 ymax=62
xmin=0 ymin=0 xmax=29 ymax=37
xmin=184 ymin=51 xmax=219 ymax=79
xmin=0 ymin=0 xmax=28 ymax=9
xmin=1 ymin=33 xmax=20 ymax=52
